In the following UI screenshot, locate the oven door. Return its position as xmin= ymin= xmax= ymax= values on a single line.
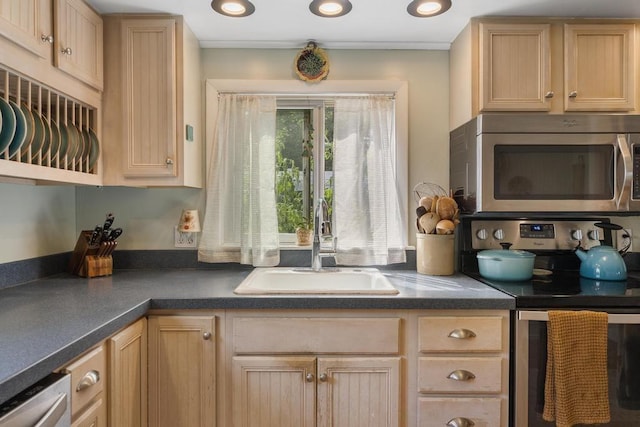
xmin=516 ymin=311 xmax=640 ymax=426
xmin=479 ymin=133 xmax=633 ymax=212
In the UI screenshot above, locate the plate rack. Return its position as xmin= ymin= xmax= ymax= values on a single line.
xmin=0 ymin=66 xmax=99 ymax=177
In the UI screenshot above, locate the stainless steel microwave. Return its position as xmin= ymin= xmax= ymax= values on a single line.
xmin=450 ymin=114 xmax=640 ymax=214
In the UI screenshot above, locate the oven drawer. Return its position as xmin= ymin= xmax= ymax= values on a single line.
xmin=418 ymin=356 xmax=503 ymax=394
xmin=418 ymin=316 xmax=503 ymax=353
xmin=418 ymin=397 xmax=503 ymax=427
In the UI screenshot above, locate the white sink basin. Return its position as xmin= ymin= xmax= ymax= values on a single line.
xmin=234 ymin=267 xmax=399 ymax=295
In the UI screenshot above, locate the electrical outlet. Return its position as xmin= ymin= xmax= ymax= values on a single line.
xmin=616 ymin=228 xmax=633 ymax=252
xmin=174 ymin=226 xmax=197 ymax=248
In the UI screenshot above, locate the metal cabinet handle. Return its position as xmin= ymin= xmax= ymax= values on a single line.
xmin=447 ymin=328 xmax=476 ymax=339
xmin=569 ymin=91 xmax=578 ymax=98
xmin=319 ymin=373 xmax=328 ymax=382
xmin=305 ymin=373 xmax=315 ymax=382
xmin=446 ymin=417 xmax=475 ymax=427
xmin=447 ymin=369 xmax=476 ymax=381
xmin=166 ymin=158 xmax=174 ymax=165
xmin=544 ymin=91 xmax=554 ymax=99
xmin=61 ymin=47 xmax=72 ymax=55
xmin=41 ymin=34 xmax=54 ymax=44
xmin=203 ymin=332 xmax=212 ymax=340
xmin=76 ymin=370 xmax=100 ymax=391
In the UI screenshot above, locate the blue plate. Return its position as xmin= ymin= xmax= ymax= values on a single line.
xmin=25 ymin=105 xmax=45 ymax=161
xmin=48 ymin=119 xmax=60 ymax=161
xmin=17 ymin=103 xmax=34 ymax=162
xmin=88 ymin=128 xmax=99 ymax=170
xmin=8 ymin=100 xmax=26 ymax=159
xmin=0 ymin=97 xmax=16 ymax=156
xmin=58 ymin=121 xmax=69 ymax=160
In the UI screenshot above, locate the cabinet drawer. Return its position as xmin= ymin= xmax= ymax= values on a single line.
xmin=418 ymin=316 xmax=503 ymax=352
xmin=233 ymin=317 xmax=400 ymax=354
xmin=418 ymin=397 xmax=503 ymax=427
xmin=71 ymin=394 xmax=106 ymax=427
xmin=418 ymin=357 xmax=503 ymax=394
xmin=63 ymin=344 xmax=106 ymax=417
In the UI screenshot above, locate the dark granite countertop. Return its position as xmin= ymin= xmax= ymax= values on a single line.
xmin=0 ymin=268 xmax=513 ymax=405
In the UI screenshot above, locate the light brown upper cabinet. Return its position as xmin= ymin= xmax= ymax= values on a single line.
xmin=0 ymin=0 xmax=53 ymax=59
xmin=564 ymin=23 xmax=635 ymax=111
xmin=450 ymin=18 xmax=639 ymax=130
xmin=479 ymin=22 xmax=552 ymax=112
xmin=54 ymin=0 xmax=103 ymax=91
xmin=102 ymin=15 xmax=203 ymax=187
xmin=0 ymin=0 xmax=103 ymax=90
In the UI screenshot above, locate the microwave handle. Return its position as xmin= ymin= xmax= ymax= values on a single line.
xmin=519 ymin=311 xmax=640 ymax=324
xmin=616 ymin=133 xmax=632 ymax=211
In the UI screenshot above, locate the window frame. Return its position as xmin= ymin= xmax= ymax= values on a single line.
xmin=205 ymin=79 xmax=409 ymax=247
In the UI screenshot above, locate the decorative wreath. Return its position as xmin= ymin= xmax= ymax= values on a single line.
xmin=294 ymin=41 xmax=330 ymax=82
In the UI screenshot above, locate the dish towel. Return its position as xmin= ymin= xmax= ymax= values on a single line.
xmin=543 ymin=310 xmax=610 ymax=427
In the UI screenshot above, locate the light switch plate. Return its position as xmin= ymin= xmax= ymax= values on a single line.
xmin=185 ymin=124 xmax=194 ymax=142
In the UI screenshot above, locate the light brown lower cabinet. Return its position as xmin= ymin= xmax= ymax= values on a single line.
xmin=147 ymin=315 xmax=216 ymax=427
xmin=232 ymin=355 xmax=400 ymax=427
xmin=107 ymin=317 xmax=147 ymax=427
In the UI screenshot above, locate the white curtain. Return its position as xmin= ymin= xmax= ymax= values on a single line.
xmin=333 ymin=96 xmax=407 ymax=265
xmin=198 ymin=94 xmax=279 ymax=266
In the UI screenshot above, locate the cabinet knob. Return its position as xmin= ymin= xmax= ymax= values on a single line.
xmin=76 ymin=370 xmax=100 ymax=391
xmin=41 ymin=34 xmax=54 ymax=44
xmin=305 ymin=373 xmax=315 ymax=383
xmin=61 ymin=47 xmax=73 ymax=55
xmin=447 ymin=328 xmax=476 ymax=340
xmin=203 ymin=332 xmax=212 ymax=340
xmin=166 ymin=158 xmax=174 ymax=165
xmin=447 ymin=369 xmax=476 ymax=381
xmin=446 ymin=417 xmax=475 ymax=427
xmin=569 ymin=91 xmax=578 ymax=98
xmin=319 ymin=373 xmax=328 ymax=382
xmin=544 ymin=91 xmax=554 ymax=99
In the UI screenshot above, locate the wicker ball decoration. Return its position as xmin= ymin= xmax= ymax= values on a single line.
xmin=294 ymin=42 xmax=330 ymax=82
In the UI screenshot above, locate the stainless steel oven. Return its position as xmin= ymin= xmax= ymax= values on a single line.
xmin=450 ymin=114 xmax=640 ymax=214
xmin=459 ymin=216 xmax=640 ymax=426
xmin=0 ymin=373 xmax=70 ymax=427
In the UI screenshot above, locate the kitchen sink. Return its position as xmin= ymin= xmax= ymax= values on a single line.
xmin=234 ymin=267 xmax=399 ymax=295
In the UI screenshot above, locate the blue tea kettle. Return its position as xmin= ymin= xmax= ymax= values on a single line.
xmin=575 ymin=222 xmax=628 ymax=281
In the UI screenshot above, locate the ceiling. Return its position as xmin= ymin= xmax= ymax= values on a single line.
xmin=85 ymin=0 xmax=640 ymax=50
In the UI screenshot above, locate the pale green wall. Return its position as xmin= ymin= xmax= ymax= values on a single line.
xmin=2 ymin=48 xmax=451 ymax=261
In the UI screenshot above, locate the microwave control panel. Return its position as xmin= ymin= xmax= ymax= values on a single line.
xmin=469 ymin=219 xmax=608 ymax=251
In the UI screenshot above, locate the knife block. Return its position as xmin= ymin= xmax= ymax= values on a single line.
xmin=69 ymin=230 xmax=117 ymax=278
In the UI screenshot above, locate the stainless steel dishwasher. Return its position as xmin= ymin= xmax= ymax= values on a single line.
xmin=0 ymin=373 xmax=70 ymax=427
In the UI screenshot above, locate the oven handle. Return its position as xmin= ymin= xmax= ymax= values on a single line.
xmin=616 ymin=133 xmax=632 ymax=211
xmin=519 ymin=311 xmax=640 ymax=324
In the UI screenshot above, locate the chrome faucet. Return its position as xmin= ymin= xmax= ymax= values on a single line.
xmin=311 ymin=198 xmax=336 ymax=271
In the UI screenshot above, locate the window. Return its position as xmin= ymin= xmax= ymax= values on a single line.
xmin=275 ymin=101 xmax=334 ymax=244
xmin=201 ymin=80 xmax=409 ymax=266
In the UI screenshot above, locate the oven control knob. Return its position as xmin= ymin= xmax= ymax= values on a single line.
xmin=588 ymin=229 xmax=601 ymax=241
xmin=493 ymin=229 xmax=505 ymax=240
xmin=476 ymin=229 xmax=488 ymax=240
xmin=571 ymin=229 xmax=583 ymax=241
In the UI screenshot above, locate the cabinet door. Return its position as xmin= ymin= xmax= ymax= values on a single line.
xmin=317 ymin=357 xmax=400 ymax=427
xmin=0 ymin=0 xmax=52 ymax=58
xmin=54 ymin=0 xmax=103 ymax=90
xmin=148 ymin=316 xmax=216 ymax=427
xmin=479 ymin=22 xmax=552 ymax=111
xmin=232 ymin=356 xmax=317 ymax=427
xmin=120 ymin=18 xmax=177 ymax=178
xmin=108 ymin=318 xmax=147 ymax=427
xmin=564 ymin=23 xmax=635 ymax=111
xmin=72 ymin=396 xmax=107 ymax=427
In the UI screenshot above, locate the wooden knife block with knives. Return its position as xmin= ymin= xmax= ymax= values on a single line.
xmin=69 ymin=214 xmax=122 ymax=278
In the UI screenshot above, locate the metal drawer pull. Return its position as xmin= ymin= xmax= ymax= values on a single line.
xmin=61 ymin=47 xmax=73 ymax=55
xmin=447 ymin=328 xmax=476 ymax=339
xmin=76 ymin=370 xmax=100 ymax=391
xmin=447 ymin=369 xmax=476 ymax=381
xmin=305 ymin=373 xmax=315 ymax=382
xmin=544 ymin=91 xmax=554 ymax=99
xmin=41 ymin=34 xmax=54 ymax=44
xmin=569 ymin=91 xmax=578 ymax=98
xmin=446 ymin=417 xmax=475 ymax=427
xmin=203 ymin=332 xmax=212 ymax=340
xmin=319 ymin=373 xmax=328 ymax=382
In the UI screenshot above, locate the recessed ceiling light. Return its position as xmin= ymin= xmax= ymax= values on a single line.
xmin=309 ymin=0 xmax=353 ymax=18
xmin=211 ymin=0 xmax=255 ymax=17
xmin=407 ymin=0 xmax=452 ymax=17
